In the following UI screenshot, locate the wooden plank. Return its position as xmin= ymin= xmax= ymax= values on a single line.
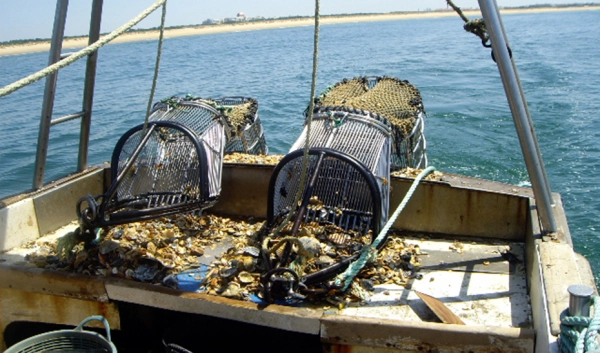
xmin=321 ymin=315 xmax=534 ymax=352
xmin=414 ymin=290 xmax=465 ymax=325
xmin=104 ymin=277 xmax=322 ymax=335
xmin=0 ymin=264 xmax=110 ymax=302
xmin=539 ymin=241 xmax=585 ymax=336
xmin=390 ymin=177 xmax=529 ymax=240
xmin=33 ymin=168 xmax=104 ymax=236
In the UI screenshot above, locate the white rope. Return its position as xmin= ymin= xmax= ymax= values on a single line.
xmin=0 ymin=0 xmax=167 ymax=99
xmin=144 ymin=0 xmax=167 ymax=131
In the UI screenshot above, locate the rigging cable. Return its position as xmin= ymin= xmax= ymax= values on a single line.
xmin=144 ymin=0 xmax=168 ymax=132
xmin=446 ymin=0 xmax=491 ymax=48
xmin=269 ymin=0 xmax=321 ymax=239
xmin=0 ymin=0 xmax=167 ymax=98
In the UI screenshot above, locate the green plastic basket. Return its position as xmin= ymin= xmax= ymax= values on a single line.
xmin=5 ymin=316 xmax=117 ymax=353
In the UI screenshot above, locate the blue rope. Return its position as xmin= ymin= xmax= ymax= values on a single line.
xmin=559 ymin=296 xmax=600 ymax=353
xmin=334 ymin=166 xmax=436 ymax=291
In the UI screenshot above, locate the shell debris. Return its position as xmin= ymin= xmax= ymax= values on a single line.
xmin=24 ymin=214 xmax=422 ymax=304
xmin=223 ymin=153 xmax=283 ymax=165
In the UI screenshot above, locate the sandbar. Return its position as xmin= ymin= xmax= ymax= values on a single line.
xmin=1 ymin=6 xmax=599 ymax=57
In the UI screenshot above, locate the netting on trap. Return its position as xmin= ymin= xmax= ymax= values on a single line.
xmin=315 ymin=76 xmax=427 ymax=169
xmin=268 ymin=148 xmax=384 ymax=237
xmin=208 ymin=97 xmax=269 ymax=155
xmin=77 ymin=99 xmax=226 ymax=230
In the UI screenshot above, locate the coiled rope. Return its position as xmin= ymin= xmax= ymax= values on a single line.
xmin=335 ymin=166 xmax=436 ymax=291
xmin=0 ymin=0 xmax=167 ymax=99
xmin=559 ymin=296 xmax=600 ymax=353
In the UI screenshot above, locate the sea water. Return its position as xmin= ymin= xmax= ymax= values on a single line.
xmin=1 ymin=10 xmax=599 ymax=283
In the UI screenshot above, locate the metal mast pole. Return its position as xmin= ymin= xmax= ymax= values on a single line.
xmin=478 ymin=0 xmax=557 ymax=234
xmin=33 ymin=0 xmax=69 ymax=189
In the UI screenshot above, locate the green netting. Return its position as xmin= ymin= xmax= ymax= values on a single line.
xmin=316 ymin=76 xmax=423 ymax=136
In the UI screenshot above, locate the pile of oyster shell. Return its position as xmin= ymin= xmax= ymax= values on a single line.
xmin=223 ymin=153 xmax=283 ymax=165
xmin=391 ymin=167 xmax=444 ymax=181
xmin=25 ymin=212 xmax=421 ymax=304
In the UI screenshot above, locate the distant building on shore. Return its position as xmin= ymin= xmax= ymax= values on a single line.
xmin=202 ymin=13 xmax=266 ymax=26
xmin=202 ymin=18 xmax=223 ymax=25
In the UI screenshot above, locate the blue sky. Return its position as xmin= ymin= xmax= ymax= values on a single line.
xmin=0 ymin=0 xmax=586 ymax=42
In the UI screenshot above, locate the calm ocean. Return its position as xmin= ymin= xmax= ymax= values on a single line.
xmin=0 ymin=10 xmax=599 ymax=282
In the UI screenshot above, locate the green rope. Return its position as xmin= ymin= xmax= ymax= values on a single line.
xmin=559 ymin=296 xmax=600 ymax=353
xmin=144 ymin=0 xmax=168 ymax=132
xmin=335 ymin=166 xmax=436 ymax=291
xmin=0 ymin=0 xmax=167 ymax=99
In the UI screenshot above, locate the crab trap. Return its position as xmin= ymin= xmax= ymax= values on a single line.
xmin=261 ymin=76 xmax=428 ymax=301
xmin=77 ymin=97 xmax=227 ymax=233
xmin=209 ymin=96 xmax=268 ymax=155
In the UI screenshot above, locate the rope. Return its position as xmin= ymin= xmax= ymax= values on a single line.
xmin=0 ymin=0 xmax=167 ymax=99
xmin=446 ymin=0 xmax=491 ymax=48
xmin=335 ymin=166 xmax=436 ymax=291
xmin=559 ymin=296 xmax=600 ymax=353
xmin=144 ymin=0 xmax=167 ymax=132
xmin=270 ymin=0 xmax=320 ymax=238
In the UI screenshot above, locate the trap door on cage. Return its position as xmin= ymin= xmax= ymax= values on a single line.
xmin=268 ymin=148 xmax=383 ymax=236
xmin=111 ymin=121 xmax=208 ymax=209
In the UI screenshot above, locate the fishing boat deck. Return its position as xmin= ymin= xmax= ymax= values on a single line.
xmin=0 ymin=217 xmax=530 ymax=328
xmin=1 ymin=163 xmax=592 ymax=352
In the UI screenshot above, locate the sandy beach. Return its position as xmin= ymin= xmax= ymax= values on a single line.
xmin=1 ymin=6 xmax=599 ymax=57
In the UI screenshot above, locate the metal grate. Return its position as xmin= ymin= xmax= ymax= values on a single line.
xmin=268 ymin=149 xmax=383 ymax=236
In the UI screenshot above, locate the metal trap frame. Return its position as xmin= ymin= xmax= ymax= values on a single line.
xmin=77 ymin=98 xmax=226 ymax=232
xmin=267 ymin=147 xmax=384 ymax=236
xmin=262 ymin=109 xmax=392 ymax=300
xmin=286 ymin=107 xmax=393 ymax=232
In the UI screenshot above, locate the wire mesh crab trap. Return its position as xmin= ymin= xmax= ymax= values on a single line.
xmin=260 ymin=76 xmax=428 ymax=302
xmin=286 ymin=106 xmax=393 ymax=231
xmin=261 ymin=95 xmax=398 ymax=301
xmin=263 ymin=148 xmax=385 ymax=301
xmin=77 ymin=97 xmax=226 ymax=234
xmin=314 ymin=76 xmax=427 ymax=169
xmin=208 ymin=96 xmax=268 ymax=155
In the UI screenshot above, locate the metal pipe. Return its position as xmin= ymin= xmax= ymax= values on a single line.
xmin=567 ymin=284 xmax=594 ymax=317
xmin=478 ymin=0 xmax=557 ymax=234
xmin=78 ymin=0 xmax=104 ymax=172
xmin=50 ymin=111 xmax=86 ymax=125
xmin=33 ymin=0 xmax=69 ymax=190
